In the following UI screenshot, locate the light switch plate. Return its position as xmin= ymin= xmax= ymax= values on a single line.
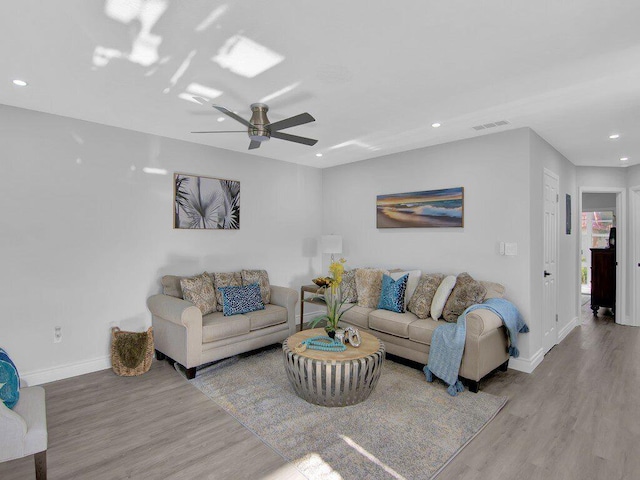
xmin=505 ymin=243 xmax=518 ymax=256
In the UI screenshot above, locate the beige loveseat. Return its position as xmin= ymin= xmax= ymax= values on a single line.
xmin=339 ymin=281 xmax=510 ymax=392
xmin=147 ymin=275 xmax=297 ymax=379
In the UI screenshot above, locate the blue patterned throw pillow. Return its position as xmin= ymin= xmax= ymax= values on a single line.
xmin=0 ymin=348 xmax=20 ymax=409
xmin=219 ymin=283 xmax=265 ymax=316
xmin=378 ymin=274 xmax=409 ymax=313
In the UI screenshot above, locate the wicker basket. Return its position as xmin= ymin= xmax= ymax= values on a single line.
xmin=111 ymin=327 xmax=154 ymax=376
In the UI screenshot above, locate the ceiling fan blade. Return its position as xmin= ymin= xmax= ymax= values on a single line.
xmin=190 ymin=131 xmax=247 ymax=133
xmin=248 ymin=140 xmax=261 ymax=150
xmin=266 ymin=113 xmax=315 ymax=132
xmin=271 ymin=131 xmax=318 ymax=146
xmin=192 ymin=96 xmax=254 ymax=129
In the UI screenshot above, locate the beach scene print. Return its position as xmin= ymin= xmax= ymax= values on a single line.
xmin=377 ymin=187 xmax=464 ymax=228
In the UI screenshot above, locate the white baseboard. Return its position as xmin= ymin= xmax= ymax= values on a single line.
xmin=508 ymin=347 xmax=544 ymax=374
xmin=557 ymin=316 xmax=579 ymax=343
xmin=22 ymin=355 xmax=111 ymax=386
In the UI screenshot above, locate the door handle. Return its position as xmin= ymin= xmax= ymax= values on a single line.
xmin=544 ymin=271 xmax=551 ymax=277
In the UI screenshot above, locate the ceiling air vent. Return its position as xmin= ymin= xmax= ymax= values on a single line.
xmin=472 ymin=120 xmax=510 ymax=131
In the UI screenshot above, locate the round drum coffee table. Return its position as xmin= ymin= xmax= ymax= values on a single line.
xmin=282 ymin=328 xmax=385 ymax=407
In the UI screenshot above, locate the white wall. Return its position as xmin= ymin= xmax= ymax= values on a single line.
xmin=1 ymin=105 xmax=323 ymax=382
xmin=582 ymin=193 xmax=617 ymax=212
xmin=529 ymin=131 xmax=579 ymax=346
xmin=322 ymin=128 xmax=539 ymax=363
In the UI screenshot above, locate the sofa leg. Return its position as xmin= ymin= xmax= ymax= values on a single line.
xmin=499 ymin=360 xmax=509 ymax=372
xmin=467 ymin=380 xmax=479 ymax=393
xmin=34 ymin=451 xmax=47 ymax=480
xmin=155 ymin=350 xmax=166 ymax=361
xmin=185 ymin=367 xmax=197 ymax=380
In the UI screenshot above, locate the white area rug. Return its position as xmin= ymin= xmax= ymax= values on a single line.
xmin=191 ymin=347 xmax=507 ymax=480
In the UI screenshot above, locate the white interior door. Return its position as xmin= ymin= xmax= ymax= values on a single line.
xmin=543 ymin=170 xmax=559 ymax=353
xmin=633 ymin=187 xmax=640 ymax=325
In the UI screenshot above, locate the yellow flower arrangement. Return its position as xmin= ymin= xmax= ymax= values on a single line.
xmin=309 ymin=258 xmax=354 ymax=334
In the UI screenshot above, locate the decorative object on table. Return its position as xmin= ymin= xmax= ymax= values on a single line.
xmin=565 ymin=194 xmax=572 ymax=234
xmin=0 ymin=348 xmax=20 ymax=409
xmin=169 ymin=346 xmax=510 ymax=480
xmin=111 ymin=327 xmax=154 ymax=376
xmin=299 ymin=335 xmax=346 ymax=352
xmin=334 ymin=328 xmax=346 ymax=344
xmin=376 ymin=186 xmax=464 ymax=228
xmin=311 ymin=276 xmax=331 ymax=287
xmin=174 ymin=173 xmax=240 ymax=230
xmin=344 ymin=326 xmax=361 ymax=347
xmin=320 ymin=234 xmax=342 ymax=262
xmin=308 ymin=258 xmax=355 ymax=336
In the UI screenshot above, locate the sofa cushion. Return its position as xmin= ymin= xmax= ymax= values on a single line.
xmin=389 ymin=270 xmax=422 ymax=308
xmin=443 ymin=272 xmax=486 ymax=322
xmin=430 ymin=275 xmax=456 ymax=320
xmin=219 ymin=283 xmax=265 ymax=316
xmin=480 ymin=281 xmax=505 ymax=299
xmin=339 ymin=305 xmax=374 ymax=329
xmin=241 ymin=269 xmax=271 ymax=304
xmin=355 ymin=268 xmax=386 ymax=308
xmin=408 ymin=273 xmax=445 ymax=319
xmin=341 ymin=269 xmax=358 ymax=303
xmin=180 ymin=272 xmax=217 ymax=315
xmin=368 ymin=309 xmax=418 ymax=339
xmin=213 ymin=272 xmax=242 ymax=311
xmin=408 ymin=318 xmax=444 ymax=346
xmin=162 ymin=275 xmax=183 ymax=298
xmin=378 ymin=274 xmax=408 ymax=313
xmin=202 ymin=311 xmax=251 ymax=343
xmin=244 ymin=304 xmax=287 ymax=330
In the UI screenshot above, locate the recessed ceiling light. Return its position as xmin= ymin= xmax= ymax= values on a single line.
xmin=620 ymin=157 xmax=629 ymax=162
xmin=609 ymin=134 xmax=620 ymax=139
xmin=142 ymin=167 xmax=168 ymax=175
xmin=12 ymin=79 xmax=28 ymax=86
xmin=217 ymin=116 xmax=225 ymax=122
xmin=315 ymin=153 xmax=323 ymax=157
xmin=431 ymin=122 xmax=441 ymax=128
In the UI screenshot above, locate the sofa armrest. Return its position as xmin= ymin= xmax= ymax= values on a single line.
xmin=269 ymin=285 xmax=298 ymax=335
xmin=147 ymin=294 xmax=202 ymax=330
xmin=466 ymin=308 xmax=504 ymax=337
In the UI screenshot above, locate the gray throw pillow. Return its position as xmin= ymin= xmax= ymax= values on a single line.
xmin=442 ymin=272 xmax=486 ymax=322
xmin=341 ymin=269 xmax=357 ymax=303
xmin=355 ymin=268 xmax=386 ymax=308
xmin=180 ymin=272 xmax=217 ymax=315
xmin=241 ymin=269 xmax=271 ymax=304
xmin=407 ymin=273 xmax=445 ymax=319
xmin=213 ymin=272 xmax=242 ymax=311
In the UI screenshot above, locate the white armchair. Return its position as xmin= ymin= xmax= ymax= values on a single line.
xmin=0 ymin=386 xmax=48 ymax=479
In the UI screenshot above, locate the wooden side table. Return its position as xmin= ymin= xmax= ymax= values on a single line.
xmin=299 ymin=284 xmax=326 ymax=331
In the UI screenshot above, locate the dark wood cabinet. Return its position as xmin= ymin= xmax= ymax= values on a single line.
xmin=590 ymin=248 xmax=616 ymax=314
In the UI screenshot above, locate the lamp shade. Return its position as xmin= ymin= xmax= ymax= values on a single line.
xmin=321 ymin=235 xmax=342 ymax=254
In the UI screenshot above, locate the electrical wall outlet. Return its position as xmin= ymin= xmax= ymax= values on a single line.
xmin=54 ymin=326 xmax=62 ymax=343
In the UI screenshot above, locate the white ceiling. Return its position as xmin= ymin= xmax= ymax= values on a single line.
xmin=1 ymin=0 xmax=639 ymax=169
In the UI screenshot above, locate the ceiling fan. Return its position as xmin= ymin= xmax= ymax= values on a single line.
xmin=191 ymin=96 xmax=318 ymax=150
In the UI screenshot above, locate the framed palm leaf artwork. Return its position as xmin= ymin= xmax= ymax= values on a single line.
xmin=174 ymin=173 xmax=240 ymax=229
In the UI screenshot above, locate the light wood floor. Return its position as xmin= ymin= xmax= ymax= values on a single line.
xmin=2 ymin=306 xmax=637 ymax=479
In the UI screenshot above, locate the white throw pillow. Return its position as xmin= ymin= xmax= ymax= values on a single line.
xmin=390 ymin=270 xmax=422 ymax=308
xmin=430 ymin=275 xmax=457 ymax=320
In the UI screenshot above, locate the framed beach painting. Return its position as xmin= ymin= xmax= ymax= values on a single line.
xmin=174 ymin=173 xmax=240 ymax=229
xmin=376 ymin=187 xmax=464 ymax=228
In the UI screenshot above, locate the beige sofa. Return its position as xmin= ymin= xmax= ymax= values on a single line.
xmin=147 ymin=275 xmax=297 ymax=379
xmin=338 ymin=281 xmax=510 ymax=392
